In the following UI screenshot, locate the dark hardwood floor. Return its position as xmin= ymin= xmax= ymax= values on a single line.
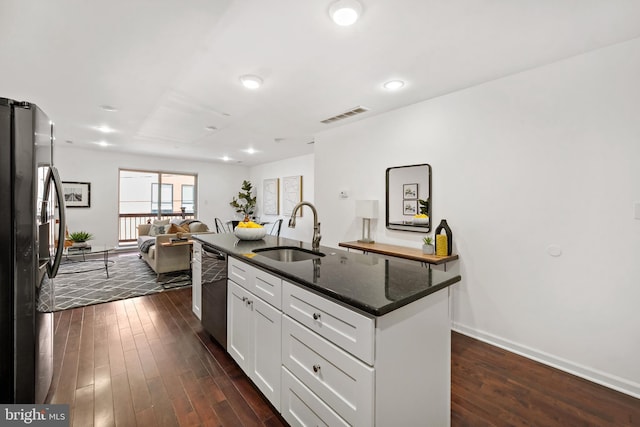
xmin=48 ymin=288 xmax=639 ymax=426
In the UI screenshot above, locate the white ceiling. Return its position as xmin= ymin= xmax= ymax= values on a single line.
xmin=2 ymin=0 xmax=640 ymax=166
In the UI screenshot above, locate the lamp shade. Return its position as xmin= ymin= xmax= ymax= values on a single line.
xmin=356 ymin=200 xmax=378 ymax=219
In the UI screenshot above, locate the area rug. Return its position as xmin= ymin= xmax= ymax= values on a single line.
xmin=52 ymin=252 xmax=191 ymax=311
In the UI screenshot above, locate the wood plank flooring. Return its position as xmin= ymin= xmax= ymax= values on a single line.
xmin=47 ymin=288 xmax=639 ymax=426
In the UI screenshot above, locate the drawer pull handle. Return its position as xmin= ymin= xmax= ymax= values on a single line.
xmin=312 ymin=364 xmax=321 ymax=373
xmin=242 ymin=296 xmax=248 ymax=302
xmin=313 ymin=313 xmax=321 ymax=321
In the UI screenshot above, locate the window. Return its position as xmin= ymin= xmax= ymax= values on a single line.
xmin=118 ymin=169 xmax=197 ymax=243
xmin=151 ymin=183 xmax=173 ymax=213
xmin=182 ymin=184 xmax=194 ymax=213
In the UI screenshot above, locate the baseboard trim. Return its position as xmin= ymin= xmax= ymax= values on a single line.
xmin=452 ymin=322 xmax=640 ymax=399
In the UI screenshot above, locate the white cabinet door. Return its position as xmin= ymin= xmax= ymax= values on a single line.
xmin=191 ymin=241 xmax=202 ymax=319
xmin=250 ymin=296 xmax=281 ymax=410
xmin=227 ymin=281 xmax=252 ymax=369
xmin=228 ymin=278 xmax=282 ymax=411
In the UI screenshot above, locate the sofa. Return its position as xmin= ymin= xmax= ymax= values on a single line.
xmin=137 ymin=219 xmax=214 ymax=280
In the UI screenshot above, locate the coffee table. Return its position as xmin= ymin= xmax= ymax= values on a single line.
xmin=60 ymin=245 xmax=115 ymax=278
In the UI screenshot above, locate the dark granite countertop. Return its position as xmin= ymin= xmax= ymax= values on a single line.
xmin=193 ymin=234 xmax=461 ymax=317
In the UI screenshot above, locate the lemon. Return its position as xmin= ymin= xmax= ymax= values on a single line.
xmin=237 ymin=221 xmax=263 ymax=229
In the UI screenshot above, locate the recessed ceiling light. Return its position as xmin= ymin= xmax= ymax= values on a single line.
xmin=100 ymin=105 xmax=118 ymax=112
xmin=222 ymin=156 xmax=230 ymax=162
xmin=239 ymin=75 xmax=263 ymax=89
xmin=329 ymin=0 xmax=363 ymax=26
xmin=95 ymin=125 xmax=115 ymax=133
xmin=383 ymin=80 xmax=405 ymax=90
xmin=245 ymin=148 xmax=256 ymax=154
xmin=96 ymin=141 xmax=109 ymax=147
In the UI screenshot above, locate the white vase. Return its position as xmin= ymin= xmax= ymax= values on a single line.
xmin=72 ymin=241 xmax=87 ymax=248
xmin=422 ymin=244 xmax=434 ymax=255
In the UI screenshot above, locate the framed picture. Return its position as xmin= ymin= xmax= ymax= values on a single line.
xmin=62 ymin=181 xmax=91 ymax=208
xmin=403 ymin=183 xmax=418 ymax=199
xmin=263 ymin=178 xmax=279 ymax=215
xmin=403 ymin=199 xmax=418 ymax=215
xmin=282 ymin=175 xmax=303 ymax=216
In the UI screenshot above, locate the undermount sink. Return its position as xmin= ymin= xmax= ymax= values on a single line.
xmin=253 ymin=246 xmax=325 ymax=262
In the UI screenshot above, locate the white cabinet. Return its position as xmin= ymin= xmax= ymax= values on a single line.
xmin=227 ymin=256 xmax=452 ymax=426
xmin=281 ymin=280 xmax=452 ymax=427
xmin=228 ymin=256 xmax=281 ymax=308
xmin=191 ymin=240 xmax=202 ymax=319
xmin=282 ymin=316 xmax=374 ymax=426
xmin=227 ymin=261 xmax=282 ymax=411
xmin=227 ymin=281 xmax=252 ymax=366
xmin=282 ymin=281 xmax=374 ymax=365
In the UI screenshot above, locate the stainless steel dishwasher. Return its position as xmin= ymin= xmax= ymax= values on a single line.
xmin=200 ymin=244 xmax=228 ymax=349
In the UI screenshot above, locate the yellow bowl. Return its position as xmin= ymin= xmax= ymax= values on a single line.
xmin=234 ymin=226 xmax=267 ymax=241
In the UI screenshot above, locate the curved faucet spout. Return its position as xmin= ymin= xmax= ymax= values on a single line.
xmin=288 ymin=201 xmax=321 ymax=252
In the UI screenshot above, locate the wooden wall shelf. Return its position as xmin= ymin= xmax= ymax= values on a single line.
xmin=338 ymin=241 xmax=458 ymax=266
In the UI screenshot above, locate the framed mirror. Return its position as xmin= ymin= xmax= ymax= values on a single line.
xmin=385 ymin=163 xmax=432 ymax=232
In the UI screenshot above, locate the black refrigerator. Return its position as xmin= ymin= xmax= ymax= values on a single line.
xmin=0 ymin=97 xmax=66 ymax=403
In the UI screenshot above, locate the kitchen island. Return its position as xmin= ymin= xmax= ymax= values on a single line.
xmin=193 ymin=233 xmax=461 ymax=426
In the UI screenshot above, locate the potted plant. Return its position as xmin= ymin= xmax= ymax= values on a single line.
xmin=413 ymin=198 xmax=430 ymax=224
xmin=68 ymin=231 xmax=93 ymax=248
xmin=229 ymin=180 xmax=257 ymax=222
xmin=422 ymin=235 xmax=434 ymax=255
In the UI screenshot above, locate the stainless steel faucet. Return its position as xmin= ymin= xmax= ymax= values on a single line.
xmin=288 ymin=201 xmax=321 ymax=252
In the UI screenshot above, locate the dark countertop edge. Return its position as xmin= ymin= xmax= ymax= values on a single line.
xmin=194 ymin=235 xmax=462 ymax=317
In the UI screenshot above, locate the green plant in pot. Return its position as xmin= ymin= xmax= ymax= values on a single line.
xmin=68 ymin=231 xmax=93 ymax=247
xmin=229 ymin=180 xmax=257 ymax=222
xmin=413 ymin=198 xmax=430 ymax=225
xmin=422 ymin=235 xmax=434 ymax=255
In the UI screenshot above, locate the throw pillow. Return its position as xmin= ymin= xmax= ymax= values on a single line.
xmin=189 ymin=222 xmax=209 ymax=232
xmin=148 ymin=224 xmax=168 ymax=236
xmin=168 ymin=223 xmax=189 ymax=234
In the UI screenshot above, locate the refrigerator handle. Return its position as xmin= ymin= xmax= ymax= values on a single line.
xmin=49 ymin=167 xmax=66 ymax=278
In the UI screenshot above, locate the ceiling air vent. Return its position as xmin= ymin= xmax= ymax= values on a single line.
xmin=320 ymin=106 xmax=369 ymax=124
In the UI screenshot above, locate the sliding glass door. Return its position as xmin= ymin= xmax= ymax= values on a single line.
xmin=118 ymin=169 xmax=197 ymax=243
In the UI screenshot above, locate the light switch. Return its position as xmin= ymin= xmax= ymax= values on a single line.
xmin=635 ymin=202 xmax=640 ymax=220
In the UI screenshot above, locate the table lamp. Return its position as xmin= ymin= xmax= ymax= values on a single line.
xmin=356 ymin=200 xmax=378 ymax=243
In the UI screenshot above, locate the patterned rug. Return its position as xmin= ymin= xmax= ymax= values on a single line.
xmin=51 ymin=252 xmax=191 ymax=311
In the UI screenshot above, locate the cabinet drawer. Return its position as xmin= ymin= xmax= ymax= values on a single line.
xmin=281 ymin=367 xmax=349 ymax=427
xmin=228 ymin=256 xmax=282 ymax=309
xmin=282 ymin=281 xmax=374 ymax=364
xmin=282 ymin=316 xmax=374 ymax=426
xmin=228 ymin=256 xmax=253 ymax=288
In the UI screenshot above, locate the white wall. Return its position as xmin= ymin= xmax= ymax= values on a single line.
xmin=314 ymin=38 xmax=640 ymax=397
xmin=55 ymin=145 xmax=249 ymax=246
xmin=249 ymin=154 xmax=315 ymax=242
